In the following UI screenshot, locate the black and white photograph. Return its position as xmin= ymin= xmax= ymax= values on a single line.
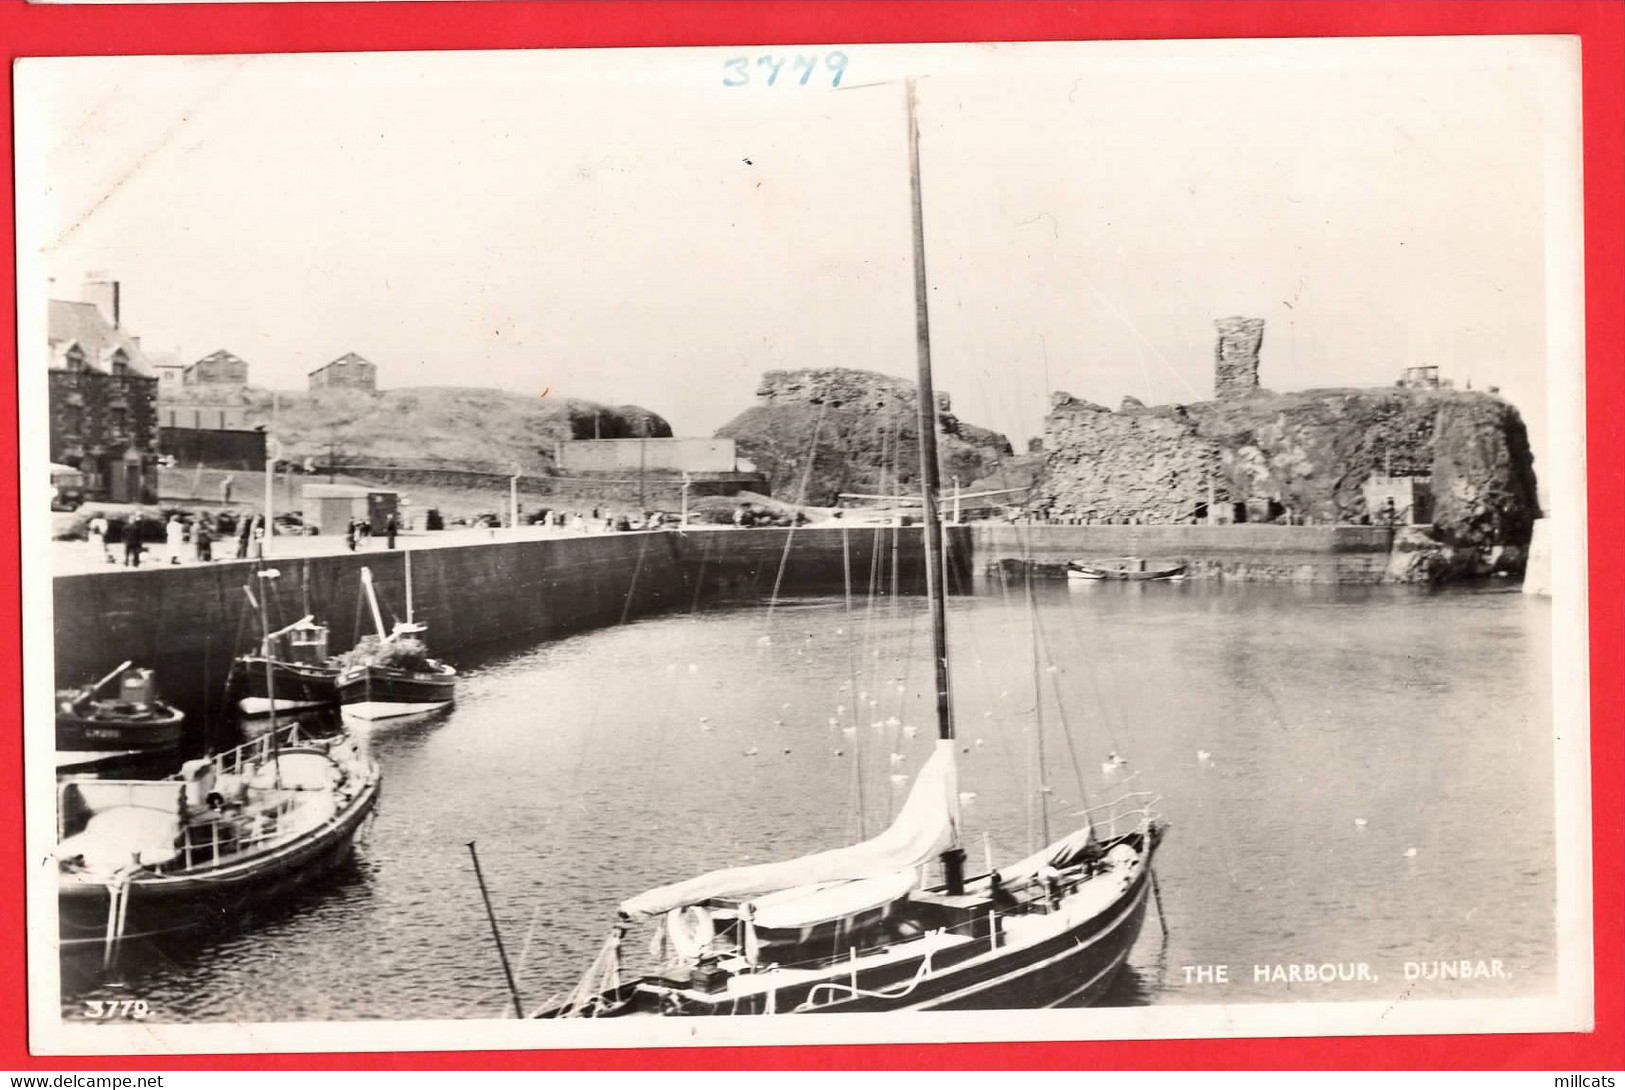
xmin=16 ymin=35 xmax=1591 ymax=1054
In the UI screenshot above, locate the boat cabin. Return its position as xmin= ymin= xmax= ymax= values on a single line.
xmin=264 ymin=619 xmax=330 ymax=665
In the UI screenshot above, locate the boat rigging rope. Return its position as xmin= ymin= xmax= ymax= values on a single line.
xmin=687 ymin=531 xmax=715 ymax=615
xmin=1030 ymin=613 xmax=1092 ymax=813
xmin=615 ymin=531 xmax=651 ymax=627
xmin=841 ymin=527 xmax=867 ymax=839
xmin=765 ymin=391 xmax=832 ymax=621
xmin=100 ymin=867 xmax=136 ymax=970
xmin=1018 ymin=522 xmax=1129 ymax=757
xmin=1149 ymin=864 xmax=1171 ymax=991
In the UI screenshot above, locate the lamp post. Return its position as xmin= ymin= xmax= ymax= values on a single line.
xmin=509 ymin=463 xmax=521 ymax=530
xmin=263 ymin=436 xmax=283 ymax=558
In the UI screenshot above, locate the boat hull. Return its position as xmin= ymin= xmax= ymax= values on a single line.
xmin=336 ymin=664 xmax=456 ymax=720
xmin=541 ymin=832 xmax=1159 ymax=1017
xmin=55 ymin=704 xmax=184 ymax=754
xmin=57 ymin=768 xmax=381 ymax=951
xmin=230 ymin=656 xmax=340 ymax=715
xmin=1066 ymin=564 xmax=1186 ymax=582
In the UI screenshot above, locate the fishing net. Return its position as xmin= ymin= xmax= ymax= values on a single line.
xmin=339 ymin=635 xmax=435 ymax=672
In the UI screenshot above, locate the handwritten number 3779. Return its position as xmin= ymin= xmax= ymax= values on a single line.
xmin=724 ymin=54 xmax=848 ymax=88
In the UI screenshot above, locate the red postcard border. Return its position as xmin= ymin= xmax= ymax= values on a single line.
xmin=0 ymin=0 xmax=1619 ymax=1071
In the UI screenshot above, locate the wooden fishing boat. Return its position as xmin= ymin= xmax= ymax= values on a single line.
xmin=336 ymin=562 xmax=457 ymax=720
xmin=1066 ymin=558 xmax=1187 ymax=582
xmin=229 ymin=616 xmax=340 ymax=715
xmin=56 ymin=662 xmax=184 ymax=756
xmin=56 ymin=728 xmax=380 ymax=962
xmin=537 ymin=80 xmax=1164 ymax=1019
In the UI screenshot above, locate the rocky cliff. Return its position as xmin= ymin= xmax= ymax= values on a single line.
xmin=1037 ymin=386 xmax=1538 ymax=575
xmin=714 ymin=368 xmax=1014 ymax=506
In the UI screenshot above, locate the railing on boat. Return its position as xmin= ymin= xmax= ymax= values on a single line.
xmin=212 ymin=727 xmax=300 ymax=777
xmin=171 ymin=794 xmax=305 ymax=873
xmin=1079 ymin=790 xmax=1161 ymax=842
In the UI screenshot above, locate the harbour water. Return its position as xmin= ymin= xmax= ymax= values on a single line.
xmin=61 ymin=577 xmax=1555 ymax=1021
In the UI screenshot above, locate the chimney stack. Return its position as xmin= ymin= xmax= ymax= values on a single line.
xmin=81 ymin=271 xmax=120 ymax=329
xmin=1214 ymin=316 xmax=1264 ymax=400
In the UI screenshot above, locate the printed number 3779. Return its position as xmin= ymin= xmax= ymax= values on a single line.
xmin=85 ymin=999 xmax=149 ymax=1019
xmin=724 ymin=53 xmax=848 ymax=88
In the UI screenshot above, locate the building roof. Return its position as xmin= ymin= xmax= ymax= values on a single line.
xmin=187 ymin=348 xmax=248 ymax=373
xmin=309 ymin=351 xmax=376 ymax=375
xmin=46 ymin=299 xmax=154 ymax=376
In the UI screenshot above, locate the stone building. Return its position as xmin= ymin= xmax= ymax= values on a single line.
xmin=184 ymin=349 xmax=249 ymax=386
xmin=1214 ymin=316 xmax=1265 ymax=399
xmin=46 ymin=282 xmax=160 ymax=503
xmin=309 ymin=352 xmax=378 ymax=393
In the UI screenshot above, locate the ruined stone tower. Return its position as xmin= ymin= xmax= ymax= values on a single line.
xmin=1214 ymin=317 xmax=1265 ymax=400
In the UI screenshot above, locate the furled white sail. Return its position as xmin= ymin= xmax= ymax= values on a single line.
xmin=620 ymin=740 xmax=960 ymax=919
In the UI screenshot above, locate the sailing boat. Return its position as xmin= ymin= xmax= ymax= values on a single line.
xmin=537 ymin=80 xmax=1164 ymax=1018
xmin=336 ymin=555 xmax=457 ymax=720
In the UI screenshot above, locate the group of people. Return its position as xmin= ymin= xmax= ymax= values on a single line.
xmin=85 ymin=511 xmax=264 ymax=568
xmin=345 ymin=513 xmax=399 ymax=552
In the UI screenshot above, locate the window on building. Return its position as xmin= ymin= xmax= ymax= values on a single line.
xmin=109 ymin=349 xmax=130 ymax=376
xmin=63 ymin=406 xmax=82 ymax=436
xmin=63 ymin=344 xmax=86 ymax=372
xmin=110 ymin=407 xmax=128 ymax=435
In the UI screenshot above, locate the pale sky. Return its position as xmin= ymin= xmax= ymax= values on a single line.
xmin=18 ymin=37 xmax=1577 ymax=475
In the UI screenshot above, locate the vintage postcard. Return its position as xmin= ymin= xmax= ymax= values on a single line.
xmin=15 ymin=35 xmax=1591 ymax=1055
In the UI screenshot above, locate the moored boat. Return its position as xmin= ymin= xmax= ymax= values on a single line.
xmin=336 ymin=563 xmax=457 ymax=721
xmin=229 ymin=616 xmax=340 ymax=715
xmin=1066 ymin=557 xmax=1187 ymax=582
xmin=56 ymin=662 xmax=184 ymax=757
xmin=537 ymin=79 xmax=1164 ymax=1019
xmin=56 ymin=723 xmax=381 ymax=961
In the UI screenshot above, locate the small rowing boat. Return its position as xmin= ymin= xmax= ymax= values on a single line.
xmin=1065 ymin=558 xmax=1187 ymax=582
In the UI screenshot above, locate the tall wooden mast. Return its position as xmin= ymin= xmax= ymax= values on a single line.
xmin=906 ymin=77 xmax=966 ymax=895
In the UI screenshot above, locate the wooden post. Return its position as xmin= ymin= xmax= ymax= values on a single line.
xmin=467 ymin=841 xmax=525 ymax=1019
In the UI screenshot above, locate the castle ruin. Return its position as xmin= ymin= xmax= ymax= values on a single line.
xmin=1214 ymin=317 xmax=1265 ymax=399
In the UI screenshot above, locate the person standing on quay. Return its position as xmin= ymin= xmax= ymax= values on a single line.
xmin=236 ymin=514 xmax=252 ymax=559
xmin=87 ymin=514 xmax=110 ymax=564
xmin=345 ymin=518 xmax=358 ymax=552
xmin=194 ymin=517 xmax=213 ymax=563
xmin=123 ymin=518 xmax=144 ymax=567
xmin=385 ymin=511 xmax=398 ymax=550
xmin=165 ymin=514 xmax=185 ymax=565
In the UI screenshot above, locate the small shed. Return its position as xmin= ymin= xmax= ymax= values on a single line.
xmin=303 ymin=483 xmax=399 ymax=535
